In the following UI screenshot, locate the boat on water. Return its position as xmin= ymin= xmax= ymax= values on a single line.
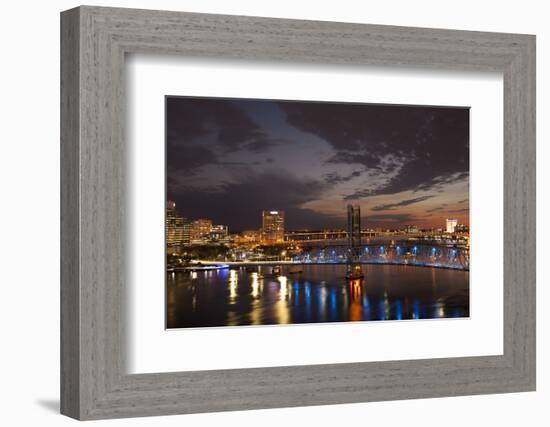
xmin=345 ymin=264 xmax=364 ymax=280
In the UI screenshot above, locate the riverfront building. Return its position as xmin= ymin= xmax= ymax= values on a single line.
xmin=166 ymin=200 xmax=191 ymax=250
xmin=446 ymin=218 xmax=458 ymax=233
xmin=191 ymin=219 xmax=213 ymax=243
xmin=209 ymin=225 xmax=230 ymax=243
xmin=262 ymin=210 xmax=285 ymax=243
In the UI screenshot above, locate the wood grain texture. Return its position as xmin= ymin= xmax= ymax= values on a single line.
xmin=60 ymin=5 xmax=536 ymax=420
xmin=60 ymin=7 xmax=80 ymax=419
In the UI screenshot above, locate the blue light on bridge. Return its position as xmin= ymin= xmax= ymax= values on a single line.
xmin=289 ymin=243 xmax=466 ymax=270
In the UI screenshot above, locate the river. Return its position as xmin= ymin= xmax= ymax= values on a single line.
xmin=166 ymin=263 xmax=469 ymax=328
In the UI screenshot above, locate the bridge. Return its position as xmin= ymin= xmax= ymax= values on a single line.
xmin=291 ymin=242 xmax=469 ymax=270
xmin=189 ymin=205 xmax=469 ymax=271
xmin=196 ymin=242 xmax=469 ymax=271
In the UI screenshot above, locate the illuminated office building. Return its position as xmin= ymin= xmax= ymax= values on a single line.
xmin=262 ymin=210 xmax=285 ymax=243
xmin=166 ymin=200 xmax=190 ymax=249
xmin=209 ymin=225 xmax=229 ymax=242
xmin=191 ymin=219 xmax=213 ymax=242
xmin=446 ymin=218 xmax=458 ymax=233
xmin=455 ymin=223 xmax=469 ymax=233
xmin=405 ymin=225 xmax=419 ymax=234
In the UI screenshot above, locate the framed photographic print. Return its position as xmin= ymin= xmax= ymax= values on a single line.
xmin=61 ymin=6 xmax=536 ymax=420
xmin=164 ymin=96 xmax=471 ymax=329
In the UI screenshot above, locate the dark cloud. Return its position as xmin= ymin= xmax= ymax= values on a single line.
xmin=367 ymin=213 xmax=418 ymax=224
xmin=370 ymin=195 xmax=435 ymax=212
xmin=280 ymin=102 xmax=469 ymax=196
xmin=166 ymin=97 xmax=280 ymax=176
xmin=217 ymin=161 xmax=262 ymax=166
xmin=167 ymin=97 xmax=469 ymax=230
xmin=171 ymin=172 xmax=342 ymax=232
xmin=324 ymin=170 xmax=362 ymax=185
xmin=166 ymin=145 xmax=217 ymax=179
xmin=427 ymin=206 xmax=444 ymax=213
xmin=343 ymin=188 xmax=371 ymax=201
xmin=414 ymin=171 xmax=469 ymax=193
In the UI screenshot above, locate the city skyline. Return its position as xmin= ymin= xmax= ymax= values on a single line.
xmin=167 ymin=96 xmax=469 ymax=232
xmin=166 ymin=199 xmax=467 ymax=248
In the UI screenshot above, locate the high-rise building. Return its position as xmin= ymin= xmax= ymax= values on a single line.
xmin=182 ymin=221 xmax=191 ymax=244
xmin=262 ymin=210 xmax=285 ymax=243
xmin=166 ymin=200 xmax=190 ymax=249
xmin=455 ymin=223 xmax=469 ymax=233
xmin=405 ymin=224 xmax=419 ymax=234
xmin=446 ymin=218 xmax=458 ymax=233
xmin=209 ymin=225 xmax=229 ymax=242
xmin=191 ymin=219 xmax=213 ymax=242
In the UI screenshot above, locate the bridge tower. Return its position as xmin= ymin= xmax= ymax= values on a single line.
xmin=346 ymin=204 xmax=364 ymax=279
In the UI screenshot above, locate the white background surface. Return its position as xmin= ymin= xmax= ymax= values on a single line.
xmin=0 ymin=0 xmax=547 ymax=426
xmin=128 ymin=56 xmax=503 ymax=373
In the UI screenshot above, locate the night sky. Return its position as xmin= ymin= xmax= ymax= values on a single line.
xmin=166 ymin=96 xmax=469 ymax=232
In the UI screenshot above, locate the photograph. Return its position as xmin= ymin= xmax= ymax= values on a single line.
xmin=165 ymin=96 xmax=470 ymax=329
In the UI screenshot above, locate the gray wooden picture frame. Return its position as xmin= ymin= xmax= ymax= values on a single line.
xmin=60 ymin=5 xmax=536 ymax=420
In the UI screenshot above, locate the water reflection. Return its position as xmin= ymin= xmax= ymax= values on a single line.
xmin=167 ymin=264 xmax=469 ymax=329
xmin=250 ymin=272 xmax=260 ymax=298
